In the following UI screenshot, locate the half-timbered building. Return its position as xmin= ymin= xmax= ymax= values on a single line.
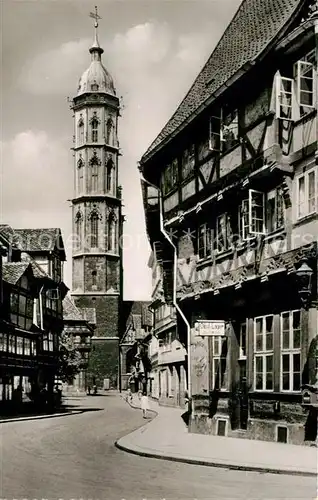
xmin=140 ymin=0 xmax=318 ymax=444
xmin=0 ymin=225 xmax=68 ymax=411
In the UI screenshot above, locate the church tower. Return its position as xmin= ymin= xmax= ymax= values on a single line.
xmin=71 ymin=8 xmax=122 ymax=388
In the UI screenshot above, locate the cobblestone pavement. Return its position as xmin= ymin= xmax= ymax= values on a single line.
xmin=1 ymin=394 xmax=316 ymax=500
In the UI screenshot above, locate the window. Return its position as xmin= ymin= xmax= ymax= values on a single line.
xmin=295 ymin=59 xmax=315 ymax=114
xmin=209 ymin=111 xmax=222 ymax=152
xmin=106 ymin=119 xmax=114 ymax=145
xmin=163 ymin=159 xmax=178 ymax=195
xmin=276 ymin=76 xmax=294 ymax=120
xmin=212 ymin=337 xmax=228 ymax=390
xmin=217 ymin=419 xmax=227 ymax=436
xmin=91 ymin=113 xmax=99 ymax=143
xmin=105 ymin=159 xmax=113 ymax=192
xmin=107 ymin=215 xmax=116 ymax=252
xmin=198 ymin=224 xmax=211 ymax=259
xmin=78 ymin=116 xmax=84 ymax=145
xmin=24 ymin=338 xmax=31 ymax=356
xmin=209 ymin=108 xmax=239 ymax=153
xmin=215 ymin=213 xmax=233 ymax=253
xmin=90 ymin=213 xmax=99 ymax=248
xmin=281 ymin=310 xmax=301 ymax=392
xmin=91 ymin=162 xmax=98 ymax=193
xmin=16 ymin=337 xmax=23 ymax=355
xmin=254 ymin=315 xmax=274 ymax=391
xmin=77 ymin=157 xmax=84 ymax=195
xmin=239 ymin=322 xmax=247 ymax=359
xmin=75 ymin=212 xmax=83 ymax=250
xmin=276 ymin=425 xmax=288 ymax=444
xmin=92 ymin=270 xmax=97 ymax=287
xmin=276 ymin=51 xmax=316 ymax=120
xmin=0 ymin=333 xmax=6 ymax=351
xmin=239 ymin=190 xmax=265 ymax=240
xmin=10 ymin=289 xmax=33 ymax=330
xmin=266 ymin=187 xmax=285 ymax=233
xmin=222 ymin=109 xmax=239 ymax=152
xmin=43 ymin=332 xmax=54 ymax=352
xmin=297 ymin=166 xmax=317 ymax=219
xmin=181 ymin=145 xmax=195 ymax=180
xmin=8 ymin=335 xmax=16 ymax=354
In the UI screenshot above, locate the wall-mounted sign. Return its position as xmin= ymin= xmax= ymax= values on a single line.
xmin=194 ymin=320 xmax=226 ymax=337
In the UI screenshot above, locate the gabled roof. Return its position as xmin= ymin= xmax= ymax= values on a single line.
xmin=63 ymin=295 xmax=84 ymax=322
xmin=21 ymin=253 xmax=52 ymax=280
xmin=2 ymin=262 xmax=30 ymax=285
xmin=141 ymin=0 xmax=306 ymax=162
xmin=13 ymin=228 xmax=66 ymax=260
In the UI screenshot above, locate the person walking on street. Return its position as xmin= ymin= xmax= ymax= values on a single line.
xmin=141 ymin=391 xmax=149 ymax=419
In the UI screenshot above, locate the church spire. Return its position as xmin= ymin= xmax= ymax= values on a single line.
xmin=89 ymin=6 xmax=104 ymax=57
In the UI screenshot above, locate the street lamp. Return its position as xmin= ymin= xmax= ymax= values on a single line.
xmin=294 ymin=260 xmax=313 ymax=309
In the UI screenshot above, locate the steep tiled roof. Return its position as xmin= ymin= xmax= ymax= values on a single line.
xmin=63 ymin=295 xmax=84 ymax=322
xmin=141 ymin=303 xmax=153 ymax=327
xmin=0 ymin=225 xmax=16 ymax=245
xmin=141 ymin=0 xmax=305 ymax=161
xmin=13 ymin=228 xmax=66 ymax=259
xmin=2 ymin=262 xmax=30 ymax=285
xmin=132 ymin=314 xmax=142 ymax=330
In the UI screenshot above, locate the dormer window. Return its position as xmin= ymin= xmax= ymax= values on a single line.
xmin=91 ymin=81 xmax=99 ymax=91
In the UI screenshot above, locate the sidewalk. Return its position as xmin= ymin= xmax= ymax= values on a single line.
xmin=116 ymin=396 xmax=317 ymax=477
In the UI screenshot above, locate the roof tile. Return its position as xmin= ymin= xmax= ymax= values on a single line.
xmin=142 ymin=0 xmax=304 ymax=160
xmin=2 ymin=262 xmax=30 ymax=285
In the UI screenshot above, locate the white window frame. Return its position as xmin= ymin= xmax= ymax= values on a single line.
xmin=295 ymin=60 xmax=315 ymax=109
xmin=276 ymin=75 xmax=295 ymax=121
xmin=211 ymin=337 xmax=228 ymax=391
xmin=253 ymin=315 xmax=274 ymax=392
xmin=215 ymin=212 xmax=233 ymax=253
xmin=265 ymin=187 xmax=285 ymax=233
xmin=280 ymin=310 xmax=301 ymax=393
xmin=240 ymin=190 xmax=265 ymax=240
xmin=209 ymin=110 xmax=223 ymax=151
xmin=198 ymin=223 xmax=211 ymax=259
xmin=296 ymin=166 xmax=317 ymax=220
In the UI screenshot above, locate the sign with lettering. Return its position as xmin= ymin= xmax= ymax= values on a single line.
xmin=195 ymin=320 xmax=226 ymax=337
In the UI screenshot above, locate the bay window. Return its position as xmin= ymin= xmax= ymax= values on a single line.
xmin=297 ymin=166 xmax=317 ymax=219
xmin=254 ymin=315 xmax=274 ymax=391
xmin=280 ymin=310 xmax=301 ymax=392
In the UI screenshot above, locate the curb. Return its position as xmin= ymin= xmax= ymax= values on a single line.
xmin=0 ymin=409 xmax=83 ymax=424
xmin=114 ymin=439 xmax=317 ymax=477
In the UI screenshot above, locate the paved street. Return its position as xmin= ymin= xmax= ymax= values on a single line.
xmin=1 ymin=394 xmax=316 ymax=500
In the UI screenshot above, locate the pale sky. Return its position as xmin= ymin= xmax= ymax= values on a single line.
xmin=1 ymin=0 xmax=241 ymax=300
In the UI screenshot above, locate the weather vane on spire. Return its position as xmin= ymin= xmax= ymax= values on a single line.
xmin=89 ymin=6 xmax=102 ymax=29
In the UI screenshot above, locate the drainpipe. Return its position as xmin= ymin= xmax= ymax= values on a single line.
xmin=39 ymin=285 xmax=44 ymax=331
xmin=314 ymin=16 xmax=318 ymax=166
xmin=140 ymin=173 xmax=192 ymax=406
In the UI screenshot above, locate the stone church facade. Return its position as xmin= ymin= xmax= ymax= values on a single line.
xmin=70 ymin=16 xmax=123 ymax=389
